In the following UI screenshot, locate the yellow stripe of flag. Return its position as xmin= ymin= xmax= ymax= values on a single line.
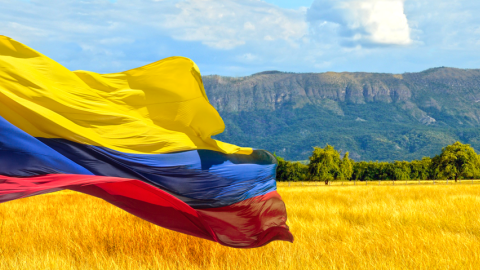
xmin=0 ymin=36 xmax=252 ymax=155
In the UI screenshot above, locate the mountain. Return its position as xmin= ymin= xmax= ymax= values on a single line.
xmin=203 ymin=67 xmax=480 ymax=161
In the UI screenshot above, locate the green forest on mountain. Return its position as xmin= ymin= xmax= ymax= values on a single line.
xmin=215 ymin=104 xmax=473 ymax=162
xmin=205 ymin=67 xmax=480 ymax=162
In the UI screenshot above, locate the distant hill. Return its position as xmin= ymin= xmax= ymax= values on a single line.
xmin=203 ymin=67 xmax=480 ymax=161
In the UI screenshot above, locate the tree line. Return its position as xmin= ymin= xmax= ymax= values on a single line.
xmin=276 ymin=142 xmax=480 ymax=184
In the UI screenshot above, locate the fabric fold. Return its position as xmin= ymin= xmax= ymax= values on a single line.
xmin=0 ymin=36 xmax=293 ymax=248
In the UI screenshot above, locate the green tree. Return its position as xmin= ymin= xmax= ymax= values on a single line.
xmin=377 ymin=162 xmax=394 ymax=180
xmin=274 ymin=154 xmax=308 ymax=181
xmin=352 ymin=161 xmax=367 ymax=181
xmin=285 ymin=162 xmax=308 ymax=181
xmin=392 ymin=161 xmax=411 ymax=180
xmin=410 ymin=157 xmax=432 ymax=180
xmin=308 ymin=145 xmax=341 ymax=185
xmin=435 ymin=142 xmax=480 ymax=182
xmin=339 ymin=152 xmax=353 ymax=180
xmin=274 ymin=154 xmax=288 ymax=181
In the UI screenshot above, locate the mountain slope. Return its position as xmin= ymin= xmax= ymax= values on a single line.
xmin=203 ymin=67 xmax=480 ymax=161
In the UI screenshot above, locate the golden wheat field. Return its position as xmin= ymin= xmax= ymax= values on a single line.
xmin=1 ymin=183 xmax=480 ymax=270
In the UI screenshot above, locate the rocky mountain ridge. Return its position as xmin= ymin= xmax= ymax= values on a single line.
xmin=202 ymin=67 xmax=480 ymax=161
xmin=204 ymin=67 xmax=480 ymax=127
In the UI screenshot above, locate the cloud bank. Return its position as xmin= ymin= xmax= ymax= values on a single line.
xmin=162 ymin=0 xmax=308 ymax=49
xmin=1 ymin=0 xmax=480 ymax=75
xmin=308 ymin=0 xmax=411 ymax=46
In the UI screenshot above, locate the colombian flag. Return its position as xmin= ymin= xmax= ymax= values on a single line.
xmin=0 ymin=36 xmax=293 ymax=248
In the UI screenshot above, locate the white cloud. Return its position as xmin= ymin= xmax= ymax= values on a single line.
xmin=0 ymin=0 xmax=309 ymax=72
xmin=160 ymin=0 xmax=308 ymax=49
xmin=98 ymin=37 xmax=135 ymax=45
xmin=404 ymin=1 xmax=480 ymax=49
xmin=244 ymin=22 xmax=256 ymax=31
xmin=0 ymin=0 xmax=307 ymax=50
xmin=237 ymin=53 xmax=258 ymax=63
xmin=308 ymin=0 xmax=412 ymax=46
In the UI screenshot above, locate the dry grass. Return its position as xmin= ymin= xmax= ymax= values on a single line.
xmin=277 ymin=179 xmax=480 ymax=187
xmin=1 ymin=184 xmax=480 ymax=269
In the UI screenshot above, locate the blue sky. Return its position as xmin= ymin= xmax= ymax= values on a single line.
xmin=263 ymin=0 xmax=314 ymax=9
xmin=2 ymin=0 xmax=480 ymax=76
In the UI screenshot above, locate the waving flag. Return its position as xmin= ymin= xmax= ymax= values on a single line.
xmin=0 ymin=36 xmax=293 ymax=248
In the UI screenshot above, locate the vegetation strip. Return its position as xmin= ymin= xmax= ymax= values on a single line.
xmin=276 ymin=141 xmax=480 ymax=184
